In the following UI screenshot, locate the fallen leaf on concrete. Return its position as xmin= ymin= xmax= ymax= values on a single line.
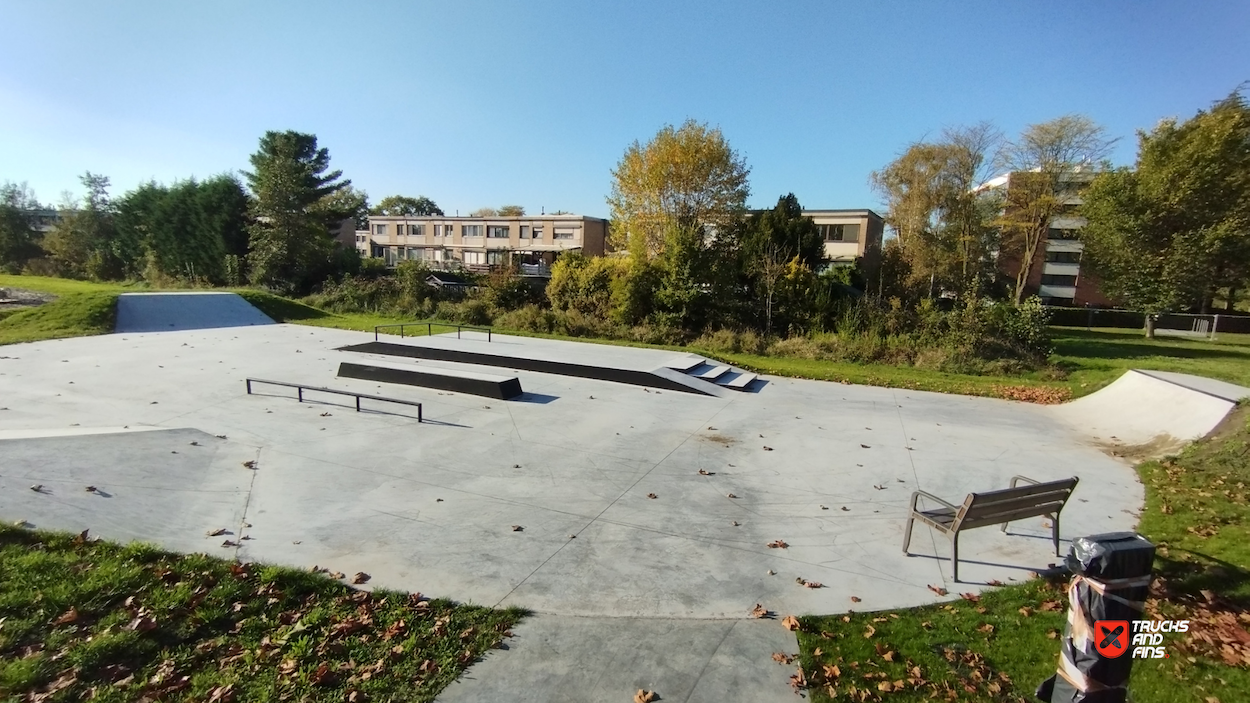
xmin=772 ymin=652 xmax=794 ymax=664
xmin=320 ymin=412 xmax=332 ymax=417
xmin=767 ymin=540 xmax=788 ymax=549
xmin=215 ymin=434 xmax=227 ymax=439
xmin=29 ymin=484 xmax=43 ymax=492
xmin=221 ymin=540 xmax=238 ymax=548
xmin=189 ymin=441 xmax=199 ymax=446
xmin=436 ymin=498 xmax=444 ymax=502
xmin=763 ymin=446 xmax=773 ymax=451
xmin=351 ymin=572 xmax=370 ymax=584
xmin=731 ymin=521 xmax=739 ymax=526
xmin=750 ymin=603 xmax=769 ymax=618
xmin=511 ymin=525 xmax=523 ymax=532
xmin=646 ymin=493 xmax=658 ymax=499
xmin=799 ymin=579 xmax=822 ymax=589
xmin=988 ymin=579 xmax=1005 ymax=586
xmin=820 ymin=505 xmax=828 ymax=510
xmin=698 ymin=469 xmax=713 ymax=475
xmin=310 ymin=566 xmax=328 ymax=573
xmin=861 ymin=444 xmax=870 ymax=449
xmin=927 ymin=585 xmax=948 ymax=596
xmin=781 ymin=615 xmax=800 ymax=631
xmin=206 ymin=528 xmax=227 ymax=537
xmin=850 ymin=596 xmax=862 ymax=603
xmin=727 ymin=493 xmax=738 ymax=499
xmin=767 ymin=570 xmax=775 ymax=575
xmin=634 ymin=690 xmax=657 ymax=703
xmin=872 ymin=484 xmax=885 ymax=490
xmin=330 ymin=571 xmax=346 ymax=579
xmin=840 ymin=506 xmax=850 ymax=511
xmin=242 ymin=460 xmax=257 ymax=469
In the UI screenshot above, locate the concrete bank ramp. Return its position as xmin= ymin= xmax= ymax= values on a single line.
xmin=114 ymin=292 xmax=274 ymax=333
xmin=1050 ymin=369 xmax=1250 ymax=454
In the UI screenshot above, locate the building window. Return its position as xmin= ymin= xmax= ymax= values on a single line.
xmin=410 ymin=224 xmax=425 ymax=237
xmin=374 ymin=224 xmax=387 ymax=236
xmin=487 ymin=250 xmax=507 ymax=265
xmin=462 ymin=225 xmax=483 ymax=237
xmin=434 ymin=224 xmax=447 ymax=237
xmin=463 ymin=251 xmax=484 ymax=265
xmin=1048 ymin=227 xmax=1081 ymax=240
xmin=487 ymin=226 xmax=510 ymax=238
xmin=1045 ymin=251 xmax=1082 ymax=264
xmin=818 ymin=224 xmax=860 ymax=242
xmin=1040 ymin=274 xmax=1078 ymax=287
xmin=533 ymin=226 xmax=544 ymax=240
xmin=553 ymin=227 xmax=576 ymax=240
xmin=519 ymin=226 xmax=530 ymax=239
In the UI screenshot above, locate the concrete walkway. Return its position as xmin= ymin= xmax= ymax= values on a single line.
xmin=0 ymin=325 xmax=1153 ymax=701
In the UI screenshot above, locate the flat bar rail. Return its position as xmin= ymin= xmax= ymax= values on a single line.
xmin=374 ymin=321 xmax=493 ymax=342
xmin=245 ymin=378 xmax=422 ymax=421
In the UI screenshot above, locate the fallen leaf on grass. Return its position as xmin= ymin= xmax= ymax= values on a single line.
xmin=988 ymin=579 xmax=1005 ymax=586
xmin=978 ymin=623 xmax=995 ymax=634
xmin=1047 ymin=629 xmax=1060 ymax=639
xmin=863 ymin=624 xmax=876 ymax=638
xmin=781 ymin=615 xmax=800 ymax=631
xmin=824 ymin=664 xmax=841 ymax=678
xmin=772 ymin=652 xmax=794 ymax=664
xmin=1040 ymin=600 xmax=1063 ymax=611
xmin=72 ymin=529 xmax=89 ymax=544
xmin=52 ymin=607 xmax=79 ymax=625
xmin=634 ymin=690 xmax=657 ymax=703
xmin=310 ymin=662 xmax=336 ymax=686
xmin=1019 ymin=607 xmax=1032 ymax=617
xmin=767 ymin=540 xmax=789 ymax=549
xmin=960 ymin=593 xmax=980 ymax=603
xmin=351 ymin=572 xmax=371 ymax=584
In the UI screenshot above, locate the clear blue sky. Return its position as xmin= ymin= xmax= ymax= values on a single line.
xmin=2 ymin=1 xmax=1247 ymax=218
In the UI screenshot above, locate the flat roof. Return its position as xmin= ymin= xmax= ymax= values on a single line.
xmin=368 ymin=214 xmax=607 ymax=223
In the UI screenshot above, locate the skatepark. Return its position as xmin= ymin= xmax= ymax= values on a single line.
xmin=1 ymin=292 xmax=1245 ymax=702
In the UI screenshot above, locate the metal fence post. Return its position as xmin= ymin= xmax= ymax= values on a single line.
xmin=1212 ymin=314 xmax=1220 ymax=341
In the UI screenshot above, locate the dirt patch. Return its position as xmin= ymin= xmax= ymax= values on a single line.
xmin=702 ymin=433 xmax=736 ymax=445
xmin=1096 ymin=434 xmax=1187 ymax=462
xmin=0 ymin=287 xmax=56 ymax=308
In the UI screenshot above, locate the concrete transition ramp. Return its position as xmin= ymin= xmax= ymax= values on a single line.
xmin=114 ymin=292 xmax=274 ymax=333
xmin=1050 ymin=369 xmax=1250 ymax=454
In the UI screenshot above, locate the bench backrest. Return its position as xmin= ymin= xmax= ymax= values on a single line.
xmin=955 ymin=477 xmax=1079 ymax=531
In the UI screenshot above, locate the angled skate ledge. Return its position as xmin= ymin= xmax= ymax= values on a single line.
xmin=337 ymin=361 xmax=523 ymax=400
xmin=337 ymin=340 xmax=726 ymax=396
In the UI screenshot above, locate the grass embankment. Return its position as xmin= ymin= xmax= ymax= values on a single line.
xmin=0 ymin=528 xmax=524 ymax=702
xmin=0 ymin=293 xmax=119 ymax=346
xmin=792 ymin=406 xmax=1250 ymax=703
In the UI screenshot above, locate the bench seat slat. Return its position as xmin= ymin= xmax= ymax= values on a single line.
xmin=964 ymin=494 xmax=1071 ymax=520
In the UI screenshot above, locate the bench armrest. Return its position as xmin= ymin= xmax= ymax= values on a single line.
xmin=1009 ymin=475 xmax=1040 ymax=489
xmin=909 ymin=490 xmax=961 ymax=513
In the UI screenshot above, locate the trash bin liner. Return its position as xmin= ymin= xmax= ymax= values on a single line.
xmin=1036 ymin=532 xmax=1155 ymax=703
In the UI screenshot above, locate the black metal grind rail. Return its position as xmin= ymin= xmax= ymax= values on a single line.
xmin=373 ymin=321 xmax=492 ymax=342
xmin=245 ymin=378 xmax=422 ymax=421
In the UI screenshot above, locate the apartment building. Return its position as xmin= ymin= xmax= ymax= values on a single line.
xmin=980 ymin=171 xmax=1114 ymax=307
xmin=361 ymin=214 xmax=608 ymax=276
xmin=804 ymin=209 xmax=885 ymax=271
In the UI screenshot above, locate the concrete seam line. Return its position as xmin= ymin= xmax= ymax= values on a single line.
xmin=681 ymin=619 xmax=740 ymax=703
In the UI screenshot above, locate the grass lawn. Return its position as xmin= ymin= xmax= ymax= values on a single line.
xmin=0 ymin=292 xmax=120 ymax=346
xmin=791 ymin=405 xmax=1250 ymax=703
xmin=0 ymin=527 xmax=524 ymax=702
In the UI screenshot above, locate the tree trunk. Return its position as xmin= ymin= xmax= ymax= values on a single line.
xmin=1227 ymin=288 xmax=1238 ymax=312
xmin=1144 ymin=314 xmax=1156 ymax=339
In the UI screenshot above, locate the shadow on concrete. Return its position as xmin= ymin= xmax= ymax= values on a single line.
xmin=510 ymin=393 xmax=559 ymax=405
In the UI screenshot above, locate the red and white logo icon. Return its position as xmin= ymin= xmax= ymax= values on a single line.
xmin=1094 ymin=620 xmax=1130 ymax=658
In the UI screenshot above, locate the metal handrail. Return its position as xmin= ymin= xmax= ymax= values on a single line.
xmin=373 ymin=321 xmax=492 ymax=342
xmin=245 ymin=378 xmax=422 ymax=421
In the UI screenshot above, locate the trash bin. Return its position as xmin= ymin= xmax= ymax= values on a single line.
xmin=1036 ymin=532 xmax=1155 ymax=703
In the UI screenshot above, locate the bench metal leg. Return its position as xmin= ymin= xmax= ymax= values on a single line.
xmin=951 ymin=532 xmax=960 ymax=582
xmin=902 ymin=515 xmax=916 ymax=554
xmin=1052 ymin=514 xmax=1061 ymax=557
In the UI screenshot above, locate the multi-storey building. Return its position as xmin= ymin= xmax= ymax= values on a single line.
xmin=360 ymin=214 xmax=608 ymax=276
xmin=979 ymin=171 xmax=1115 ymax=307
xmin=804 ymin=209 xmax=885 ymax=271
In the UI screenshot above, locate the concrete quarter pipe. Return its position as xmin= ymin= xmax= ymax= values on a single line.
xmin=114 ymin=292 xmax=274 ymax=333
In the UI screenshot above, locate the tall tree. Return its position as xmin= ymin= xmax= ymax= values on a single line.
xmin=871 ymin=124 xmax=1001 ymax=298
xmin=1081 ymin=90 xmax=1250 ymax=335
xmin=469 ymin=207 xmax=498 ymax=217
xmin=44 ymin=173 xmax=123 ymax=280
xmin=244 ymin=131 xmax=351 ymax=292
xmin=0 ymin=182 xmax=42 ymax=273
xmin=371 ymin=195 xmax=443 ymax=217
xmin=315 ymin=185 xmax=369 ymax=231
xmin=607 ymin=119 xmax=750 ymax=258
xmin=996 ymin=115 xmax=1115 ymax=303
xmin=497 ymin=204 xmax=525 ymax=217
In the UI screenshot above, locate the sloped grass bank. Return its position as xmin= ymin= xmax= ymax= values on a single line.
xmin=793 ymin=406 xmax=1250 ymax=702
xmin=0 ymin=292 xmax=119 ymax=346
xmin=0 ymin=527 xmax=524 ymax=702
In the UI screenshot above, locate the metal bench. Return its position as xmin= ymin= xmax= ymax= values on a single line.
xmin=902 ymin=475 xmax=1079 ymax=581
